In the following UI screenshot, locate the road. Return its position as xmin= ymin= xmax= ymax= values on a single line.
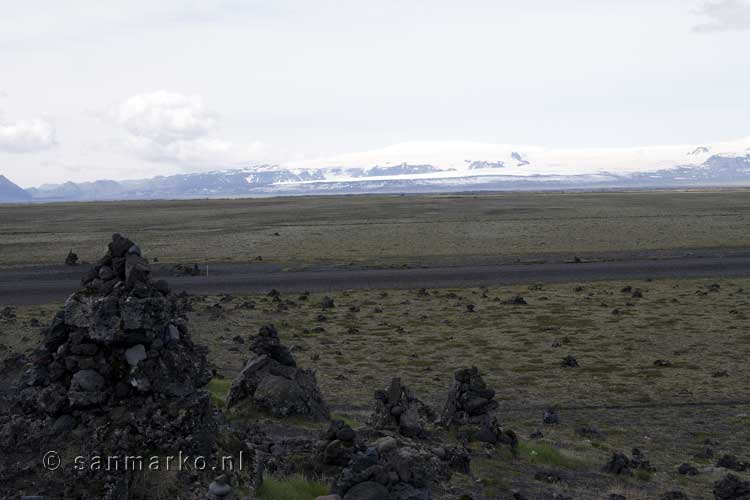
xmin=2 ymin=254 xmax=750 ymax=305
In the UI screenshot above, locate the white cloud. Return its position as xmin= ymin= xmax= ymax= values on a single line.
xmin=109 ymin=90 xmax=263 ymax=168
xmin=693 ymin=0 xmax=750 ymax=32
xmin=0 ymin=116 xmax=56 ymax=153
xmin=111 ymin=90 xmax=218 ymax=144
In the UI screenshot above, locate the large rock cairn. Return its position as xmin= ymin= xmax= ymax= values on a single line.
xmin=226 ymin=324 xmax=329 ymax=420
xmin=370 ymin=377 xmax=435 ymax=439
xmin=1 ymin=234 xmax=214 ymax=498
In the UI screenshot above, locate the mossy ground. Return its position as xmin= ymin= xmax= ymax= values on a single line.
xmin=3 ymin=276 xmax=749 ymax=498
xmin=2 ymin=190 xmax=750 ymax=268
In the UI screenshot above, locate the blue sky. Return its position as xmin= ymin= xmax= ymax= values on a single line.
xmin=1 ymin=0 xmax=749 ymax=186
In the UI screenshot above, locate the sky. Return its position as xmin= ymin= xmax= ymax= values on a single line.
xmin=1 ymin=0 xmax=749 ymax=187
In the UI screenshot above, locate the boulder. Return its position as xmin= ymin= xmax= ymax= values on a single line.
xmin=343 ymin=482 xmax=389 ymax=500
xmin=714 ymin=474 xmax=750 ymax=500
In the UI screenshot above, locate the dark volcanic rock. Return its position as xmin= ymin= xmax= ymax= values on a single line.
xmin=561 ymin=355 xmax=579 ymax=368
xmin=542 ymin=407 xmax=560 ymax=425
xmin=0 ymin=234 xmax=215 ymax=499
xmin=226 ymin=325 xmax=329 ymax=420
xmin=714 ymin=474 xmax=750 ymax=500
xmin=660 ymin=492 xmax=689 ymax=500
xmin=64 ymin=250 xmax=79 ymax=266
xmin=678 ymin=463 xmax=699 ymax=476
xmin=603 ymin=452 xmax=632 ymax=475
xmin=440 ymin=367 xmax=498 ymax=426
xmin=332 ymin=435 xmax=469 ymax=500
xmin=370 ymin=377 xmax=435 ymax=438
xmin=717 ymin=455 xmax=749 ymax=472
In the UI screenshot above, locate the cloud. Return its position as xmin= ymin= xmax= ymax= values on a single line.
xmin=111 ymin=90 xmax=218 ymax=144
xmin=693 ymin=0 xmax=750 ymax=32
xmin=0 ymin=116 xmax=56 ymax=153
xmin=109 ymin=90 xmax=262 ymax=168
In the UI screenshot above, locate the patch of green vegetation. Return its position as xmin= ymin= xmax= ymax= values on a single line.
xmin=633 ymin=468 xmax=653 ymax=481
xmin=330 ymin=413 xmax=359 ymax=428
xmin=206 ymin=377 xmax=232 ymax=408
xmin=256 ymin=474 xmax=328 ymax=500
xmin=518 ymin=442 xmax=584 ymax=469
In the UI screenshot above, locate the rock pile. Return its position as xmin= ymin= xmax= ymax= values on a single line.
xmin=1 ymin=234 xmax=215 ymax=498
xmin=331 ymin=434 xmax=469 ymax=500
xmin=319 ymin=419 xmax=358 ymax=467
xmin=714 ymin=474 xmax=750 ymax=500
xmin=603 ymin=448 xmax=655 ymax=476
xmin=17 ymin=233 xmax=210 ymax=415
xmin=440 ymin=367 xmax=498 ymax=426
xmin=226 ymin=324 xmax=329 ymax=420
xmin=370 ymin=377 xmax=435 ymax=439
xmin=64 ymin=250 xmax=79 ymax=266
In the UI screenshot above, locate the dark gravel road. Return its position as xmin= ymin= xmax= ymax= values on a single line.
xmin=2 ymin=254 xmax=750 ymax=305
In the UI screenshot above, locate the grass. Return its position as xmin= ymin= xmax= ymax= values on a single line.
xmin=518 ymin=442 xmax=585 ymax=469
xmin=3 ymin=276 xmax=750 ymax=498
xmin=1 ymin=190 xmax=750 ymax=268
xmin=256 ymin=474 xmax=328 ymax=500
xmin=206 ymin=377 xmax=232 ymax=408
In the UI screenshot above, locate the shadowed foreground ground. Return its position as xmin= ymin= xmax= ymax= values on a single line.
xmin=4 ymin=276 xmax=748 ymax=498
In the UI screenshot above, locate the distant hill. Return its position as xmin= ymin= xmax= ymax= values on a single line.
xmin=16 ymin=152 xmax=750 ymax=203
xmin=0 ymin=175 xmax=31 ymax=203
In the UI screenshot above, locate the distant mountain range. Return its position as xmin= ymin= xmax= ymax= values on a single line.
xmin=2 ymin=150 xmax=750 ymax=203
xmin=0 ymin=175 xmax=31 ymax=202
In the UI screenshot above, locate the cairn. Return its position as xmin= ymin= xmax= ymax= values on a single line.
xmin=440 ymin=366 xmax=498 ymax=426
xmin=370 ymin=377 xmax=435 ymax=438
xmin=0 ymin=234 xmax=214 ymax=499
xmin=226 ymin=324 xmax=329 ymax=420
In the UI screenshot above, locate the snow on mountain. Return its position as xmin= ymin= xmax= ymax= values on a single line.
xmin=14 ymin=136 xmax=750 ymax=202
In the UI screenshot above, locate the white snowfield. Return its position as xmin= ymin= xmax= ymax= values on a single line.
xmin=280 ymin=137 xmax=750 ymax=184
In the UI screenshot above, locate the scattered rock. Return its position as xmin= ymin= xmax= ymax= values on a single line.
xmin=678 ymin=463 xmax=699 ymax=476
xmin=64 ymin=250 xmax=79 ymax=266
xmin=543 ymin=407 xmax=560 ymax=425
xmin=660 ymin=492 xmax=689 ymax=500
xmin=603 ymin=452 xmax=632 ymax=475
xmin=717 ymin=454 xmax=748 ymax=472
xmin=714 ymin=474 xmax=750 ymax=499
xmin=561 ymin=355 xmax=579 ymax=368
xmin=208 ymin=475 xmax=232 ymax=497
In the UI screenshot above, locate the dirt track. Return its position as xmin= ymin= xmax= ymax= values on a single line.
xmin=2 ymin=253 xmax=750 ymax=305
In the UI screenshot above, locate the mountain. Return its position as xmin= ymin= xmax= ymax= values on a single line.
xmin=18 ymin=135 xmax=750 ymax=202
xmin=0 ymin=175 xmax=31 ymax=203
xmin=20 ymin=153 xmax=750 ymax=202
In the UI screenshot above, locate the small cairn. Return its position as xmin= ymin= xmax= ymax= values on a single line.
xmin=370 ymin=377 xmax=435 ymax=438
xmin=226 ymin=324 xmax=329 ymax=420
xmin=440 ymin=366 xmax=498 ymax=426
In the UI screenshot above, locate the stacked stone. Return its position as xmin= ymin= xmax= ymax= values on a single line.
xmin=1 ymin=234 xmax=217 ymax=499
xmin=20 ymin=233 xmax=210 ymax=415
xmin=320 ymin=419 xmax=357 ymax=466
xmin=7 ymin=234 xmax=213 ymax=453
xmin=331 ymin=436 xmax=469 ymax=500
xmin=226 ymin=324 xmax=329 ymax=420
xmin=370 ymin=377 xmax=435 ymax=439
xmin=440 ymin=366 xmax=498 ymax=426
